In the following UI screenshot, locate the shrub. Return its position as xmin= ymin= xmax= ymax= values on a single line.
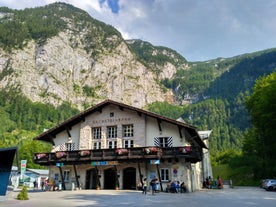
xmin=17 ymin=186 xmax=29 ymax=200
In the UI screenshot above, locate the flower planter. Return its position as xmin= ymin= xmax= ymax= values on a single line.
xmin=55 ymin=151 xmax=67 ymax=159
xmin=179 ymin=146 xmax=192 ymax=154
xmin=35 ymin=153 xmax=47 ymax=160
xmin=115 ymin=148 xmax=129 ymax=155
xmin=144 ymin=147 xmax=159 ymax=154
xmin=79 ymin=150 xmax=91 ymax=157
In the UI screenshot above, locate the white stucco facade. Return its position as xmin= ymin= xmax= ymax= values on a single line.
xmin=34 ymin=100 xmax=211 ymax=192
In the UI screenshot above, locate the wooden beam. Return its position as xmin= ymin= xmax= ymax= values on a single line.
xmin=156 ymin=164 xmax=163 ymax=192
xmin=178 ymin=126 xmax=183 ymax=139
xmin=58 ymin=166 xmax=66 ymax=190
xmin=157 ymin=119 xmax=162 ymax=132
xmin=47 ymin=134 xmax=55 ymax=146
xmin=65 ymin=126 xmax=71 ymax=138
xmin=137 ymin=161 xmax=143 ymax=186
xmin=73 ymin=164 xmax=80 ymax=189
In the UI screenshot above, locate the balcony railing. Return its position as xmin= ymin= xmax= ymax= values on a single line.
xmin=34 ymin=146 xmax=202 ymax=166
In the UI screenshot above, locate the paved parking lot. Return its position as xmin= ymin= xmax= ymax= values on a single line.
xmin=2 ymin=187 xmax=276 ymax=207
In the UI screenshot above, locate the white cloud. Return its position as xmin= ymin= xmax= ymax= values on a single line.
xmin=0 ymin=0 xmax=276 ymax=61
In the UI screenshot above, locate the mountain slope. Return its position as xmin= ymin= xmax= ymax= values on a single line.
xmin=1 ymin=2 xmax=276 ymax=159
xmin=0 ymin=3 xmax=184 ymax=109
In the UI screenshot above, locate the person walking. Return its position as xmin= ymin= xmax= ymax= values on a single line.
xmin=142 ymin=178 xmax=147 ymax=194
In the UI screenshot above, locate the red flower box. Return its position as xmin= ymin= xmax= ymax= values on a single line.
xmin=116 ymin=148 xmax=129 ymax=155
xmin=55 ymin=151 xmax=67 ymax=159
xmin=79 ymin=150 xmax=91 ymax=157
xmin=144 ymin=147 xmax=159 ymax=154
xmin=179 ymin=146 xmax=192 ymax=154
xmin=35 ymin=153 xmax=47 ymax=160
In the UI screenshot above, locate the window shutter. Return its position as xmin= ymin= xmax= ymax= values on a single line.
xmin=154 ymin=137 xmax=160 ymax=147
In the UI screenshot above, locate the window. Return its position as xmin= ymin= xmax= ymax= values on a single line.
xmin=63 ymin=170 xmax=70 ymax=182
xmin=92 ymin=127 xmax=102 ymax=139
xmin=108 ymin=140 xmax=117 ymax=149
xmin=123 ymin=124 xmax=134 ymax=137
xmin=107 ymin=126 xmax=117 ymax=138
xmin=154 ymin=137 xmax=173 ymax=147
xmin=93 ymin=142 xmax=101 ymax=149
xmin=65 ymin=143 xmax=73 ymax=151
xmin=160 ymin=168 xmax=169 ymax=181
xmin=123 ymin=139 xmax=134 ymax=148
xmin=159 ymin=137 xmax=169 ymax=147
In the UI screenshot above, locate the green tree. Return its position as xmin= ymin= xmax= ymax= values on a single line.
xmin=244 ymin=70 xmax=276 ymax=178
xmin=145 ymin=101 xmax=184 ymax=120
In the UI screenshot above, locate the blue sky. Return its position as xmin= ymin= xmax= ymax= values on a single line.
xmin=1 ymin=0 xmax=276 ymax=61
xmin=99 ymin=0 xmax=119 ymax=13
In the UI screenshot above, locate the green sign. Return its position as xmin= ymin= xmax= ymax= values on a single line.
xmin=56 ymin=162 xmax=64 ymax=167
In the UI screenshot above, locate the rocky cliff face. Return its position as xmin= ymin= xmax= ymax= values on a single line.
xmin=0 ymin=3 xmax=187 ymax=109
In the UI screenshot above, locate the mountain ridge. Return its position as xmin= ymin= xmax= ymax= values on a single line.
xmin=1 ymin=2 xmax=276 ymax=156
xmin=0 ymin=2 xmax=182 ymax=109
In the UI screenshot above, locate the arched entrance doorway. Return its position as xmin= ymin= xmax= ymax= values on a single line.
xmin=123 ymin=167 xmax=136 ymax=190
xmin=85 ymin=168 xmax=98 ymax=189
xmin=104 ymin=168 xmax=117 ymax=189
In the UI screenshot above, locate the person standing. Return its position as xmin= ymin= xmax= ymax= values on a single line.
xmin=217 ymin=176 xmax=223 ymax=189
xmin=180 ymin=181 xmax=187 ymax=193
xmin=33 ymin=180 xmax=37 ymax=190
xmin=41 ymin=180 xmax=45 ymax=191
xmin=142 ymin=178 xmax=147 ymax=194
xmin=151 ymin=176 xmax=158 ymax=195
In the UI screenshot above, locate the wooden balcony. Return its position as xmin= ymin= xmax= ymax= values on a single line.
xmin=34 ymin=146 xmax=202 ymax=166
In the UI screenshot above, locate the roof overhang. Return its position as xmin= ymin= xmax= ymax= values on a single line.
xmin=33 ymin=99 xmax=207 ymax=149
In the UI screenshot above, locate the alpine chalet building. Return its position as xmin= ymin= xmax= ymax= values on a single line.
xmin=33 ymin=100 xmax=209 ymax=192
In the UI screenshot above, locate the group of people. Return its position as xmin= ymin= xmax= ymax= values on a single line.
xmin=139 ymin=177 xmax=187 ymax=195
xmin=203 ymin=176 xmax=223 ymax=189
xmin=138 ymin=176 xmax=159 ymax=195
xmin=166 ymin=180 xmax=187 ymax=193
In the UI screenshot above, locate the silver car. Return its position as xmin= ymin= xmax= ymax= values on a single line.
xmin=264 ymin=179 xmax=276 ymax=191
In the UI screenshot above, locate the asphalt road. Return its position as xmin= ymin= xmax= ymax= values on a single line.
xmin=1 ymin=187 xmax=275 ymax=207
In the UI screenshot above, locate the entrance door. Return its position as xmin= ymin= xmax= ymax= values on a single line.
xmin=85 ymin=168 xmax=98 ymax=189
xmin=123 ymin=167 xmax=136 ymax=190
xmin=104 ymin=168 xmax=117 ymax=189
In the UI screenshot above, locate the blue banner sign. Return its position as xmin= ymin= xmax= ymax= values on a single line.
xmin=91 ymin=161 xmax=118 ymax=166
xmin=150 ymin=160 xmax=160 ymax=165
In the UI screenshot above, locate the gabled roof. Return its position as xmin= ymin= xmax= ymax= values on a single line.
xmin=33 ymin=99 xmax=207 ymax=149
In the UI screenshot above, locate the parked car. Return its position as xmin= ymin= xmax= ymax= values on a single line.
xmin=264 ymin=179 xmax=276 ymax=191
xmin=273 ymin=183 xmax=276 ymax=191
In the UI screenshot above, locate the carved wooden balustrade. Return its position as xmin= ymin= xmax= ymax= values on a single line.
xmin=34 ymin=146 xmax=202 ymax=166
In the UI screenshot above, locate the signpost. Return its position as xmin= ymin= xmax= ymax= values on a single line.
xmin=150 ymin=160 xmax=160 ymax=165
xmin=20 ymin=160 xmax=27 ymax=179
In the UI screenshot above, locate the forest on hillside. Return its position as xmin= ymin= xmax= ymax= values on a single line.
xmin=0 ymin=89 xmax=79 ymax=169
xmin=0 ymin=3 xmax=122 ymax=54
